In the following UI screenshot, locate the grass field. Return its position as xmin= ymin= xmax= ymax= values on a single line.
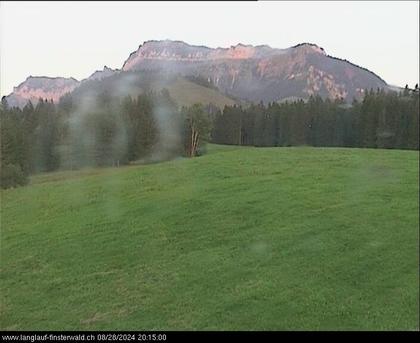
xmin=0 ymin=145 xmax=418 ymax=330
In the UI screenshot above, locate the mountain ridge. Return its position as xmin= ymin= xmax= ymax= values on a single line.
xmin=4 ymin=40 xmax=392 ymax=108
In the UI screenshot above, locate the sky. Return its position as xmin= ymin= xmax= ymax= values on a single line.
xmin=1 ymin=1 xmax=419 ymax=96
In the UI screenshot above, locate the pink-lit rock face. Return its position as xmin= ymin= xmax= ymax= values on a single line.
xmin=304 ymin=65 xmax=348 ymax=99
xmin=121 ymin=40 xmax=211 ymax=70
xmin=5 ymin=67 xmax=118 ymax=108
xmin=5 ymin=40 xmax=389 ymax=107
xmin=223 ymin=45 xmax=256 ymax=59
xmin=212 ymin=44 xmax=283 ymax=60
xmin=122 ymin=40 xmax=292 ymax=70
xmin=120 ymin=40 xmax=367 ymax=102
xmin=7 ymin=77 xmax=80 ymax=107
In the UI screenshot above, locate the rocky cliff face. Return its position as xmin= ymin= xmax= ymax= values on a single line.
xmin=5 ymin=76 xmax=80 ymax=108
xmin=4 ymin=66 xmax=118 ymax=108
xmin=121 ymin=40 xmax=387 ymax=103
xmin=121 ymin=40 xmax=284 ymax=69
xmin=4 ymin=40 xmax=389 ymax=108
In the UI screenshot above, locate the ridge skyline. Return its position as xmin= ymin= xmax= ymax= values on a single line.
xmin=5 ymin=39 xmax=390 ymax=97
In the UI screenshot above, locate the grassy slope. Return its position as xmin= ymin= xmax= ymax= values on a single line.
xmin=76 ymin=76 xmax=236 ymax=109
xmin=0 ymin=145 xmax=418 ymax=330
xmin=154 ymin=77 xmax=236 ymax=108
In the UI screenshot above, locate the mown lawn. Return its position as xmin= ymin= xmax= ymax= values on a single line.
xmin=0 ymin=145 xmax=418 ymax=330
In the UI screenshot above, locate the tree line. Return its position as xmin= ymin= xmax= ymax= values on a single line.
xmin=1 ymin=87 xmax=418 ymax=189
xmin=212 ymin=88 xmax=419 ymax=150
xmin=0 ymin=90 xmax=211 ymax=188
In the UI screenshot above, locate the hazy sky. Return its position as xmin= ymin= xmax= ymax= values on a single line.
xmin=1 ymin=1 xmax=419 ymax=96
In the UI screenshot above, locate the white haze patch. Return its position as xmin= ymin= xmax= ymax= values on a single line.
xmin=113 ymin=73 xmax=141 ymax=98
xmin=150 ymin=104 xmax=182 ymax=163
xmin=60 ymin=71 xmax=184 ymax=171
xmin=62 ymin=91 xmax=128 ymax=170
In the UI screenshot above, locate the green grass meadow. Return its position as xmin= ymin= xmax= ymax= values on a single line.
xmin=0 ymin=145 xmax=418 ymax=330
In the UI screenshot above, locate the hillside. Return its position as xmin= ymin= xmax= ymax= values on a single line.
xmin=155 ymin=77 xmax=236 ymax=108
xmin=59 ymin=72 xmax=237 ymax=109
xmin=1 ymin=145 xmax=418 ymax=330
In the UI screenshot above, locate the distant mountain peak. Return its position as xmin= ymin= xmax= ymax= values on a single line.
xmin=121 ymin=40 xmax=331 ymax=71
xmin=233 ymin=43 xmax=252 ymax=48
xmin=120 ymin=40 xmax=387 ymax=102
xmin=84 ymin=66 xmax=117 ymax=82
xmin=5 ymin=39 xmax=391 ymax=108
xmin=122 ymin=40 xmax=280 ymax=70
xmin=7 ymin=76 xmax=79 ymax=108
xmin=291 ymin=42 xmax=326 ymax=55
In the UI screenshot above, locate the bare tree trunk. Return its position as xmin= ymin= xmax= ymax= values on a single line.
xmin=191 ymin=126 xmax=195 ymax=157
xmin=193 ymin=131 xmax=199 ymax=157
xmin=189 ymin=126 xmax=200 ymax=158
xmin=239 ymin=116 xmax=242 ymax=145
